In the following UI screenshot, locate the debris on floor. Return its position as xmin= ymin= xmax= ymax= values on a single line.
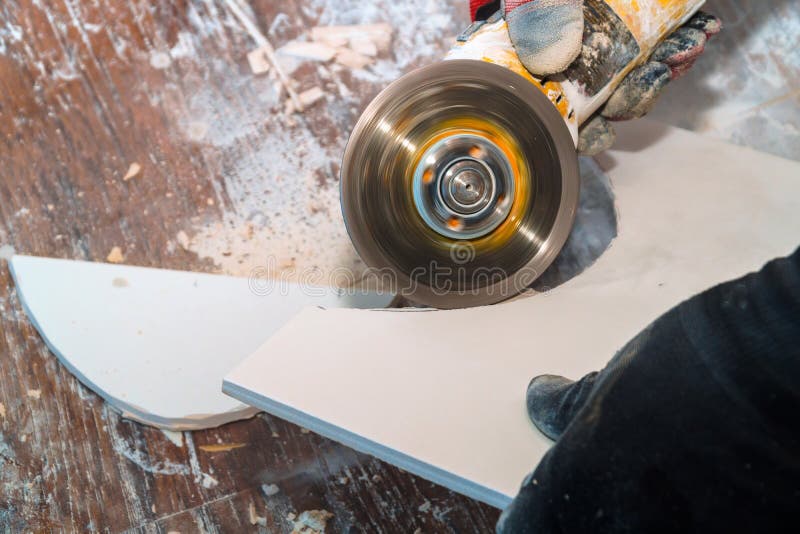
xmin=285 ymin=87 xmax=326 ymax=115
xmin=247 ymin=46 xmax=272 ymax=75
xmin=175 ymin=231 xmax=191 ymax=251
xmin=334 ymin=48 xmax=372 ymax=69
xmin=262 ymin=483 xmax=280 ymax=496
xmin=201 ymin=473 xmax=219 ymax=488
xmin=122 ymin=162 xmax=142 ymax=181
xmin=311 ymin=24 xmax=392 ymax=54
xmin=149 ymin=51 xmax=171 ymax=70
xmin=248 ymin=502 xmax=267 ymax=526
xmin=280 ymin=41 xmax=338 ymax=62
xmin=291 ymin=509 xmax=334 ymax=534
xmin=180 ymin=4 xmax=460 ymax=281
xmin=106 ymin=247 xmax=124 ymax=264
xmin=278 ymin=23 xmax=392 ymax=72
xmin=198 ymin=442 xmax=247 ymax=453
xmin=298 ymin=87 xmax=326 ymax=111
xmin=271 ymin=23 xmax=394 ymax=115
xmin=224 ymin=0 xmax=303 ymax=112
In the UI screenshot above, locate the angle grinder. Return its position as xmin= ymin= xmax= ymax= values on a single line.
xmin=341 ymin=0 xmax=706 ymax=309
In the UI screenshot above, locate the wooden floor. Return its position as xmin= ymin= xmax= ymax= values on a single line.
xmin=0 ymin=0 xmax=796 ymax=532
xmin=0 ymin=0 xmax=502 ymax=532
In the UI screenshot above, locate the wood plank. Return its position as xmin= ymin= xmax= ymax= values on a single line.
xmin=0 ymin=0 xmax=500 ymax=530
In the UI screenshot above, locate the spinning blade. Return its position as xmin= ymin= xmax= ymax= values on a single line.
xmin=341 ymin=60 xmax=579 ymax=308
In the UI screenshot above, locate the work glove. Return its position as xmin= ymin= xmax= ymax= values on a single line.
xmin=497 ymin=246 xmax=800 ymax=533
xmin=467 ymin=1 xmax=721 ymax=155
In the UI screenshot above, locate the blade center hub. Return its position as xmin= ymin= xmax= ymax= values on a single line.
xmin=412 ymin=133 xmax=515 ymax=240
xmin=442 ymin=159 xmax=493 ymax=214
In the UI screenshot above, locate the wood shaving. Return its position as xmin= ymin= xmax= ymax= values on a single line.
xmin=106 ymin=246 xmax=124 ymax=264
xmin=185 ymin=8 xmax=455 ymax=279
xmin=176 ymin=231 xmax=191 ymax=250
xmin=285 ymin=87 xmax=325 ymax=115
xmin=291 ymin=510 xmax=334 ymax=534
xmin=334 ymin=48 xmax=371 ymax=69
xmin=223 ymin=0 xmax=303 ymax=111
xmin=248 ymin=502 xmax=267 ymax=526
xmin=198 ymin=442 xmax=247 ymax=452
xmin=0 ymin=402 xmax=5 ymax=419
xmin=313 ymin=34 xmax=347 ymax=48
xmin=123 ymin=162 xmax=142 ymax=181
xmin=279 ymin=41 xmax=337 ymax=62
xmin=310 ymin=24 xmax=392 ymax=54
xmin=27 ymin=389 xmax=41 ymax=399
xmin=298 ymin=87 xmax=325 ymax=108
xmin=349 ymin=36 xmax=377 ymax=57
xmin=247 ymin=46 xmax=272 ymax=75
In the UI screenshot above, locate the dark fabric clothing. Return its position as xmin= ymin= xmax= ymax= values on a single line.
xmin=498 ymin=247 xmax=800 ymax=533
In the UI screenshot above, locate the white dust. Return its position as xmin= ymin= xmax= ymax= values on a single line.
xmin=169 ymin=0 xmax=466 ymax=281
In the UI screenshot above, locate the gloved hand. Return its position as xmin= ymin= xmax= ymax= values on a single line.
xmin=497 ymin=247 xmax=800 ymax=533
xmin=470 ymin=0 xmax=584 ymax=77
xmin=467 ymin=1 xmax=721 ymax=155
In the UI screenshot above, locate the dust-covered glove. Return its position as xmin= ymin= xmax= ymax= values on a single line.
xmin=497 ymin=247 xmax=800 ymax=533
xmin=467 ymin=2 xmax=721 ymax=155
xmin=469 ymin=0 xmax=585 ymax=77
xmin=579 ymin=11 xmax=721 ymax=155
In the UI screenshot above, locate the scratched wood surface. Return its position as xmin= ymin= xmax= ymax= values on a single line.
xmin=0 ymin=0 xmax=504 ymax=532
xmin=0 ymin=0 xmax=797 ymax=532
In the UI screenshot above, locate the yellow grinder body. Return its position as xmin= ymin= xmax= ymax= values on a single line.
xmin=341 ymin=0 xmax=705 ymax=309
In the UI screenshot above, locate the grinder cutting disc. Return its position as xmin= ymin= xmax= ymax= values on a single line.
xmin=341 ymin=60 xmax=579 ymax=309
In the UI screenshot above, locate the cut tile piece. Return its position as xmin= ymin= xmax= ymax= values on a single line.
xmin=223 ymin=121 xmax=800 ymax=508
xmin=11 ymin=256 xmax=393 ymax=430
